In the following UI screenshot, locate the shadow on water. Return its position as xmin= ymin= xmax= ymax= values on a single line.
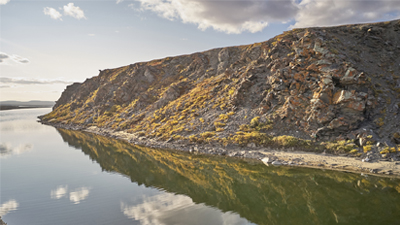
xmin=56 ymin=128 xmax=400 ymax=225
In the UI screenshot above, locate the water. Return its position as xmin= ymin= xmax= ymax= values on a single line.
xmin=1 ymin=109 xmax=400 ymax=225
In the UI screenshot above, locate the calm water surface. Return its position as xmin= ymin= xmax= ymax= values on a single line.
xmin=1 ymin=108 xmax=400 ymax=225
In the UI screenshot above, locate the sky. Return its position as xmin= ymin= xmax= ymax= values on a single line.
xmin=1 ymin=0 xmax=399 ymax=101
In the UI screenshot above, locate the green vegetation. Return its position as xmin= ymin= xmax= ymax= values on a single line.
xmin=380 ymin=147 xmax=397 ymax=154
xmin=363 ymin=145 xmax=373 ymax=153
xmin=323 ymin=140 xmax=356 ymax=153
xmin=272 ymin=135 xmax=311 ymax=147
xmin=349 ymin=149 xmax=359 ymax=154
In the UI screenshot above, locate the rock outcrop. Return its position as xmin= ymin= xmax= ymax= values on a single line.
xmin=42 ymin=19 xmax=400 ymax=155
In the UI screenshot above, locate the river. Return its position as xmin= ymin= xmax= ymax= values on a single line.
xmin=1 ymin=108 xmax=399 ymax=225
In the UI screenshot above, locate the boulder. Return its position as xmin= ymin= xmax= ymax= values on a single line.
xmin=144 ymin=68 xmax=155 ymax=82
xmin=313 ymin=42 xmax=329 ymax=55
xmin=333 ymin=90 xmax=358 ymax=104
xmin=272 ymin=161 xmax=282 ymax=166
xmin=328 ymin=117 xmax=348 ymax=129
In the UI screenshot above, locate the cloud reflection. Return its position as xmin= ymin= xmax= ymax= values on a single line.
xmin=0 ymin=199 xmax=19 ymax=217
xmin=69 ymin=187 xmax=91 ymax=204
xmin=121 ymin=192 xmax=253 ymax=225
xmin=0 ymin=143 xmax=32 ymax=158
xmin=50 ymin=185 xmax=68 ymax=199
xmin=50 ymin=186 xmax=91 ymax=204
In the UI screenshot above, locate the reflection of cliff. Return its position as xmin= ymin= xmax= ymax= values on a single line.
xmin=57 ymin=128 xmax=400 ymax=225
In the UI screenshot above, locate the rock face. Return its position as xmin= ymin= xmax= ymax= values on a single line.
xmin=43 ymin=20 xmax=400 ymax=152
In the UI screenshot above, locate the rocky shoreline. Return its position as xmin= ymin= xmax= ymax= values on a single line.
xmin=40 ymin=120 xmax=400 ymax=178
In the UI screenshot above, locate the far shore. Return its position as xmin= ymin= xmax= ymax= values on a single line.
xmin=0 ymin=106 xmax=52 ymax=111
xmin=39 ymin=121 xmax=400 ymax=178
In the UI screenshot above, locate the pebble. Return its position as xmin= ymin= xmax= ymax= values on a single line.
xmin=272 ymin=161 xmax=282 ymax=166
xmin=229 ymin=152 xmax=239 ymax=157
xmin=362 ymin=157 xmax=370 ymax=162
xmin=261 ymin=157 xmax=272 ymax=164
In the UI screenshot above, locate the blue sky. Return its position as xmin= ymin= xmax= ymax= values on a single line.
xmin=1 ymin=0 xmax=399 ymax=101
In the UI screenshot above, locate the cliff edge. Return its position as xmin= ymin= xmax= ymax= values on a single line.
xmin=42 ymin=20 xmax=400 ymax=159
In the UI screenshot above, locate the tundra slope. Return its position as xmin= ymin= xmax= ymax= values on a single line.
xmin=41 ymin=20 xmax=400 ymax=164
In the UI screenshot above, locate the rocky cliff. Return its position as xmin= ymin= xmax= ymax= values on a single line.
xmin=42 ymin=20 xmax=400 ymax=155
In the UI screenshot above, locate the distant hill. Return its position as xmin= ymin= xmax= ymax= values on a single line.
xmin=0 ymin=100 xmax=55 ymax=110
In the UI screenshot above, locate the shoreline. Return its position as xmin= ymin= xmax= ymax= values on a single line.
xmin=0 ymin=106 xmax=52 ymax=111
xmin=40 ymin=121 xmax=400 ymax=178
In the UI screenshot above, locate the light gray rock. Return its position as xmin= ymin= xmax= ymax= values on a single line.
xmin=313 ymin=42 xmax=329 ymax=55
xmin=272 ymin=161 xmax=282 ymax=166
xmin=247 ymin=142 xmax=256 ymax=148
xmin=229 ymin=152 xmax=239 ymax=157
xmin=144 ymin=68 xmax=155 ymax=82
xmin=218 ymin=48 xmax=229 ymax=62
xmin=362 ymin=157 xmax=371 ymax=162
xmin=261 ymin=157 xmax=272 ymax=164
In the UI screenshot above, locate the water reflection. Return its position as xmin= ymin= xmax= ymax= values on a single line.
xmin=0 ymin=200 xmax=19 ymax=217
xmin=50 ymin=185 xmax=91 ymax=204
xmin=121 ymin=192 xmax=252 ymax=225
xmin=56 ymin=128 xmax=400 ymax=225
xmin=0 ymin=143 xmax=33 ymax=158
xmin=50 ymin=185 xmax=68 ymax=199
xmin=0 ymin=108 xmax=52 ymax=132
xmin=69 ymin=187 xmax=91 ymax=204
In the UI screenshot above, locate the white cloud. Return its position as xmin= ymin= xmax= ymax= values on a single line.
xmin=134 ymin=0 xmax=298 ymax=34
xmin=0 ymin=200 xmax=19 ymax=217
xmin=44 ymin=3 xmax=86 ymax=20
xmin=292 ymin=0 xmax=400 ymax=28
xmin=10 ymin=54 xmax=30 ymax=64
xmin=121 ymin=192 xmax=252 ymax=225
xmin=43 ymin=7 xmax=63 ymax=20
xmin=0 ymin=52 xmax=29 ymax=64
xmin=116 ymin=0 xmax=124 ymax=4
xmin=88 ymin=33 xmax=95 ymax=36
xmin=63 ymin=3 xmax=86 ymax=20
xmin=51 ymin=185 xmax=68 ymax=199
xmin=0 ymin=0 xmax=10 ymax=5
xmin=0 ymin=53 xmax=8 ymax=59
xmin=0 ymin=52 xmax=9 ymax=63
xmin=69 ymin=187 xmax=91 ymax=204
xmin=134 ymin=0 xmax=400 ymax=34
